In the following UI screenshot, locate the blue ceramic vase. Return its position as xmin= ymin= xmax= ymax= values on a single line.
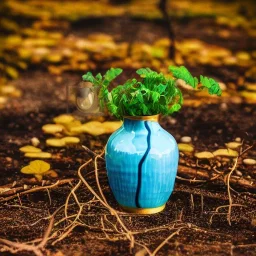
xmin=105 ymin=115 xmax=179 ymax=214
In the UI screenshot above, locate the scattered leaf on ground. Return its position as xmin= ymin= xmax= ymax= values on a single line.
xmin=46 ymin=138 xmax=66 ymax=147
xmin=24 ymin=152 xmax=52 ymax=158
xmin=194 ymin=151 xmax=214 ymax=159
xmin=42 ymin=124 xmax=64 ymax=134
xmin=53 ymin=114 xmax=75 ymax=124
xmin=243 ymin=158 xmax=256 ymax=165
xmin=61 ymin=136 xmax=80 ymax=144
xmin=225 ymin=142 xmax=242 ymax=149
xmin=178 ymin=143 xmax=194 ymax=152
xmin=21 ymin=160 xmax=50 ymax=174
xmin=213 ymin=148 xmax=238 ymax=157
xmin=19 ymin=145 xmax=42 ymax=153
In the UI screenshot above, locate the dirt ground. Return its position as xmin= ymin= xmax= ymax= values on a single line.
xmin=0 ymin=0 xmax=256 ymax=255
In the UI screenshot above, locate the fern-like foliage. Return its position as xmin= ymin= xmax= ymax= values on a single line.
xmin=82 ymin=66 xmax=221 ymax=119
xmin=169 ymin=66 xmax=198 ymax=88
xmin=200 ymin=76 xmax=222 ymax=96
xmin=82 ymin=68 xmax=122 ymax=110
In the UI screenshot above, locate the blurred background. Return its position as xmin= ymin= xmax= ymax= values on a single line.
xmin=0 ymin=0 xmax=256 ymax=113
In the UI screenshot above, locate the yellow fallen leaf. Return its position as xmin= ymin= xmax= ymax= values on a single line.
xmin=0 ymin=96 xmax=8 ymax=105
xmin=61 ymin=136 xmax=80 ymax=144
xmin=63 ymin=120 xmax=82 ymax=135
xmin=213 ymin=149 xmax=238 ymax=157
xmin=21 ymin=160 xmax=50 ymax=174
xmin=18 ymin=48 xmax=32 ymax=59
xmin=245 ymin=83 xmax=256 ymax=92
xmin=46 ymin=138 xmax=66 ymax=147
xmin=223 ymin=56 xmax=237 ymax=65
xmin=17 ymin=61 xmax=28 ymax=70
xmin=102 ymin=121 xmax=122 ymax=133
xmin=64 ymin=120 xmax=82 ymax=130
xmin=236 ymin=51 xmax=251 ymax=61
xmin=0 ymin=85 xmax=16 ymax=95
xmin=194 ymin=151 xmax=214 ymax=159
xmin=69 ymin=125 xmax=87 ymax=134
xmin=19 ymin=145 xmax=42 ymax=153
xmin=25 ymin=152 xmax=52 ymax=159
xmin=243 ymin=158 xmax=256 ymax=165
xmin=46 ymin=54 xmax=63 ymax=63
xmin=53 ymin=114 xmax=74 ymax=124
xmin=178 ymin=143 xmax=194 ymax=152
xmin=83 ymin=121 xmax=103 ymax=129
xmin=225 ymin=142 xmax=242 ymax=150
xmin=178 ymin=39 xmax=204 ymax=52
xmin=42 ymin=124 xmax=64 ymax=134
xmin=84 ymin=127 xmax=106 ymax=136
xmin=69 ymin=121 xmax=122 ymax=136
xmin=6 ymin=66 xmax=18 ymax=79
xmin=240 ymin=91 xmax=256 ymax=102
xmin=71 ymin=121 xmax=106 ymax=136
xmin=154 ymin=38 xmax=170 ymax=47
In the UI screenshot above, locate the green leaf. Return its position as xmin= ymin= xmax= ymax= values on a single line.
xmin=95 ymin=73 xmax=103 ymax=81
xmin=168 ymin=103 xmax=181 ymax=114
xmin=159 ymin=96 xmax=167 ymax=105
xmin=152 ymin=91 xmax=160 ymax=103
xmin=137 ymin=92 xmax=144 ymax=103
xmin=82 ymin=72 xmax=97 ymax=84
xmin=82 ymin=66 xmax=221 ymax=119
xmin=141 ymin=104 xmax=149 ymax=115
xmin=120 ymin=94 xmax=127 ymax=102
xmin=175 ymin=88 xmax=184 ymax=105
xmin=107 ymin=103 xmax=118 ymax=116
xmin=200 ymin=76 xmax=222 ymax=96
xmin=103 ymin=68 xmax=123 ymax=86
xmin=169 ymin=66 xmax=198 ymax=88
xmin=156 ymin=84 xmax=167 ymax=94
xmin=107 ymin=92 xmax=113 ymax=102
xmin=136 ymin=68 xmax=153 ymax=77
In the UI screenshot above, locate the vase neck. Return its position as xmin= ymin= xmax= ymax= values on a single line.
xmin=123 ymin=115 xmax=160 ymax=132
xmin=124 ymin=115 xmax=159 ymax=122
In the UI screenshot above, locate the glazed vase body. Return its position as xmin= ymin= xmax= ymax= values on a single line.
xmin=105 ymin=116 xmax=179 ymax=212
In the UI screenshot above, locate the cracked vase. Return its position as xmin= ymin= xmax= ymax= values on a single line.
xmin=105 ymin=115 xmax=179 ymax=214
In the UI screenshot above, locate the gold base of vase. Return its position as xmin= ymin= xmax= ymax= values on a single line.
xmin=120 ymin=204 xmax=166 ymax=214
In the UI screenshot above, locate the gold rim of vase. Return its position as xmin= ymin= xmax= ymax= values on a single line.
xmin=120 ymin=204 xmax=165 ymax=214
xmin=124 ymin=114 xmax=159 ymax=122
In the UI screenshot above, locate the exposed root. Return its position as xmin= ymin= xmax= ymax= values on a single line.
xmin=0 ymin=179 xmax=74 ymax=202
xmin=210 ymin=144 xmax=253 ymax=226
xmin=226 ymin=157 xmax=238 ymax=225
xmin=209 ymin=204 xmax=247 ymax=225
xmin=151 ymin=228 xmax=183 ymax=256
xmin=0 ymin=143 xmax=255 ymax=255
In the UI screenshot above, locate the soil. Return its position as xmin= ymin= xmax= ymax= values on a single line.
xmin=0 ymin=2 xmax=256 ymax=256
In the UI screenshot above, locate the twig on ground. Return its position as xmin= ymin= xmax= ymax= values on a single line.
xmin=226 ymin=157 xmax=238 ymax=225
xmin=82 ymin=145 xmax=105 ymax=161
xmin=0 ymin=179 xmax=75 ymax=202
xmin=78 ymin=149 xmax=136 ymax=250
xmin=209 ymin=204 xmax=246 ymax=225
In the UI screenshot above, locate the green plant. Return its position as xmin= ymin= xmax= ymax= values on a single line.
xmin=82 ymin=66 xmax=222 ymax=119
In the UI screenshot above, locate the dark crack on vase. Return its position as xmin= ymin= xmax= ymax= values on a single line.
xmin=135 ymin=121 xmax=151 ymax=208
